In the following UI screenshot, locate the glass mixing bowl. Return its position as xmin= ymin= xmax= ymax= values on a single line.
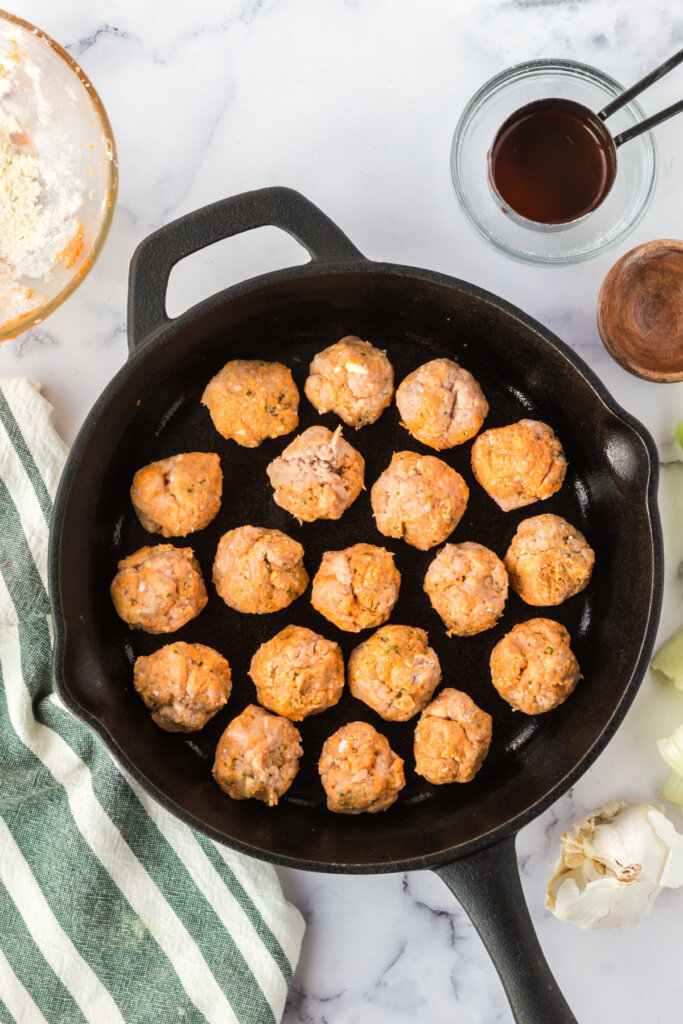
xmin=451 ymin=59 xmax=657 ymax=266
xmin=0 ymin=11 xmax=118 ymax=341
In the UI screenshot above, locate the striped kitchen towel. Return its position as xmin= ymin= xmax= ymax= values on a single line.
xmin=0 ymin=378 xmax=305 ymax=1024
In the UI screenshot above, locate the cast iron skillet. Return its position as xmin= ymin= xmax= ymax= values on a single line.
xmin=49 ymin=188 xmax=663 ymax=1024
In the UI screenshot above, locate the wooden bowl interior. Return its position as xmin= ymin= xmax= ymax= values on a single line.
xmin=597 ymin=239 xmax=683 ymax=382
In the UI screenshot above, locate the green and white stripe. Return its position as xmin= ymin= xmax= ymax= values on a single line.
xmin=0 ymin=379 xmax=304 ymax=1024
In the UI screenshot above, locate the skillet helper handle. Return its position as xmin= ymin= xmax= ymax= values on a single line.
xmin=435 ymin=835 xmax=578 ymax=1024
xmin=127 ymin=186 xmax=365 ymax=350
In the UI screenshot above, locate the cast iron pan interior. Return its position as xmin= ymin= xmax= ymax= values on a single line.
xmin=51 ymin=261 xmax=660 ymax=871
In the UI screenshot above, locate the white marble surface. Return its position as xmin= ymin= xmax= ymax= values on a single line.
xmin=3 ymin=1 xmax=683 ymax=1021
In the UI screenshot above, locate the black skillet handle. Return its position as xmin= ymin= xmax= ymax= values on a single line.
xmin=435 ymin=835 xmax=578 ymax=1024
xmin=127 ymin=186 xmax=365 ymax=351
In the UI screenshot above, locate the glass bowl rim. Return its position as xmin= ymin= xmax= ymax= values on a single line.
xmin=450 ymin=57 xmax=658 ymax=266
xmin=0 ymin=9 xmax=119 ymax=341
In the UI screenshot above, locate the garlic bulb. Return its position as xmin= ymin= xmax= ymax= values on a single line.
xmin=546 ymin=801 xmax=683 ymax=931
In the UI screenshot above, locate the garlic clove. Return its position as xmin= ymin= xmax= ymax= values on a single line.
xmin=585 ymin=804 xmax=669 ymax=888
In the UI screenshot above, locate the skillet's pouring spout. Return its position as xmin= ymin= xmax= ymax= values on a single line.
xmin=436 ymin=836 xmax=577 ymax=1024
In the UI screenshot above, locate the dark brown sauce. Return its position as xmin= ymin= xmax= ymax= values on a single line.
xmin=489 ymin=98 xmax=617 ymax=225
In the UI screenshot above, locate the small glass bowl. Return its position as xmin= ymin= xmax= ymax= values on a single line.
xmin=0 ymin=12 xmax=118 ymax=341
xmin=451 ymin=60 xmax=657 ymax=266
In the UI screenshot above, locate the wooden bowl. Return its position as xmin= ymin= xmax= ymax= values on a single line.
xmin=597 ymin=239 xmax=683 ymax=382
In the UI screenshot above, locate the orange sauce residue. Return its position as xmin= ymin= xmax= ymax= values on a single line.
xmin=6 ymin=39 xmax=23 ymax=64
xmin=71 ymin=251 xmax=95 ymax=285
xmin=0 ymin=291 xmax=46 ymax=340
xmin=55 ymin=220 xmax=84 ymax=269
xmin=9 ymin=130 xmax=38 ymax=157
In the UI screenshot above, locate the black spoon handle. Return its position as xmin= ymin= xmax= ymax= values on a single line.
xmin=614 ymin=96 xmax=683 ymax=146
xmin=598 ymin=47 xmax=683 ymax=120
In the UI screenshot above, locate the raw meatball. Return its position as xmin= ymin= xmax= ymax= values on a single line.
xmin=131 ymin=452 xmax=222 ymax=537
xmin=213 ymin=526 xmax=308 ymax=614
xmin=471 ymin=419 xmax=567 ymax=512
xmin=424 ymin=542 xmax=508 ymax=637
xmin=213 ymin=704 xmax=302 ymax=806
xmin=414 ymin=688 xmax=492 ymax=784
xmin=396 ymin=358 xmax=488 ymax=449
xmin=201 ymin=359 xmax=299 ymax=447
xmin=110 ymin=545 xmax=208 ymax=634
xmin=266 ymin=425 xmax=364 ymax=523
xmin=318 ymin=721 xmax=405 ymax=814
xmin=311 ymin=543 xmax=401 ymax=632
xmin=504 ymin=514 xmax=595 ymax=606
xmin=133 ymin=642 xmax=231 ymax=732
xmin=348 ymin=625 xmax=441 ymax=722
xmin=304 ymin=336 xmax=394 ymax=428
xmin=249 ymin=625 xmax=344 ymax=721
xmin=371 ymin=451 xmax=469 ymax=550
xmin=490 ymin=618 xmax=581 ymax=714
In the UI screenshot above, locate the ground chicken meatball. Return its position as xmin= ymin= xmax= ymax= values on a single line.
xmin=504 ymin=514 xmax=595 ymax=606
xmin=424 ymin=542 xmax=508 ymax=637
xmin=304 ymin=336 xmax=394 ymax=428
xmin=133 ymin=642 xmax=231 ymax=732
xmin=249 ymin=625 xmax=344 ymax=721
xmin=318 ymin=721 xmax=405 ymax=814
xmin=311 ymin=543 xmax=401 ymax=632
xmin=490 ymin=618 xmax=581 ymax=714
xmin=371 ymin=451 xmax=469 ymax=550
xmin=395 ymin=358 xmax=488 ymax=449
xmin=201 ymin=359 xmax=299 ymax=447
xmin=213 ymin=705 xmax=302 ymax=806
xmin=471 ymin=419 xmax=567 ymax=512
xmin=130 ymin=452 xmax=222 ymax=537
xmin=213 ymin=526 xmax=308 ymax=614
xmin=414 ymin=688 xmax=492 ymax=785
xmin=110 ymin=545 xmax=208 ymax=633
xmin=348 ymin=625 xmax=441 ymax=721
xmin=266 ymin=425 xmax=364 ymax=523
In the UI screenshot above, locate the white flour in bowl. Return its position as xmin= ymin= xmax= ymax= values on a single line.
xmin=0 ymin=108 xmax=45 ymax=273
xmin=0 ymin=60 xmax=81 ymax=283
